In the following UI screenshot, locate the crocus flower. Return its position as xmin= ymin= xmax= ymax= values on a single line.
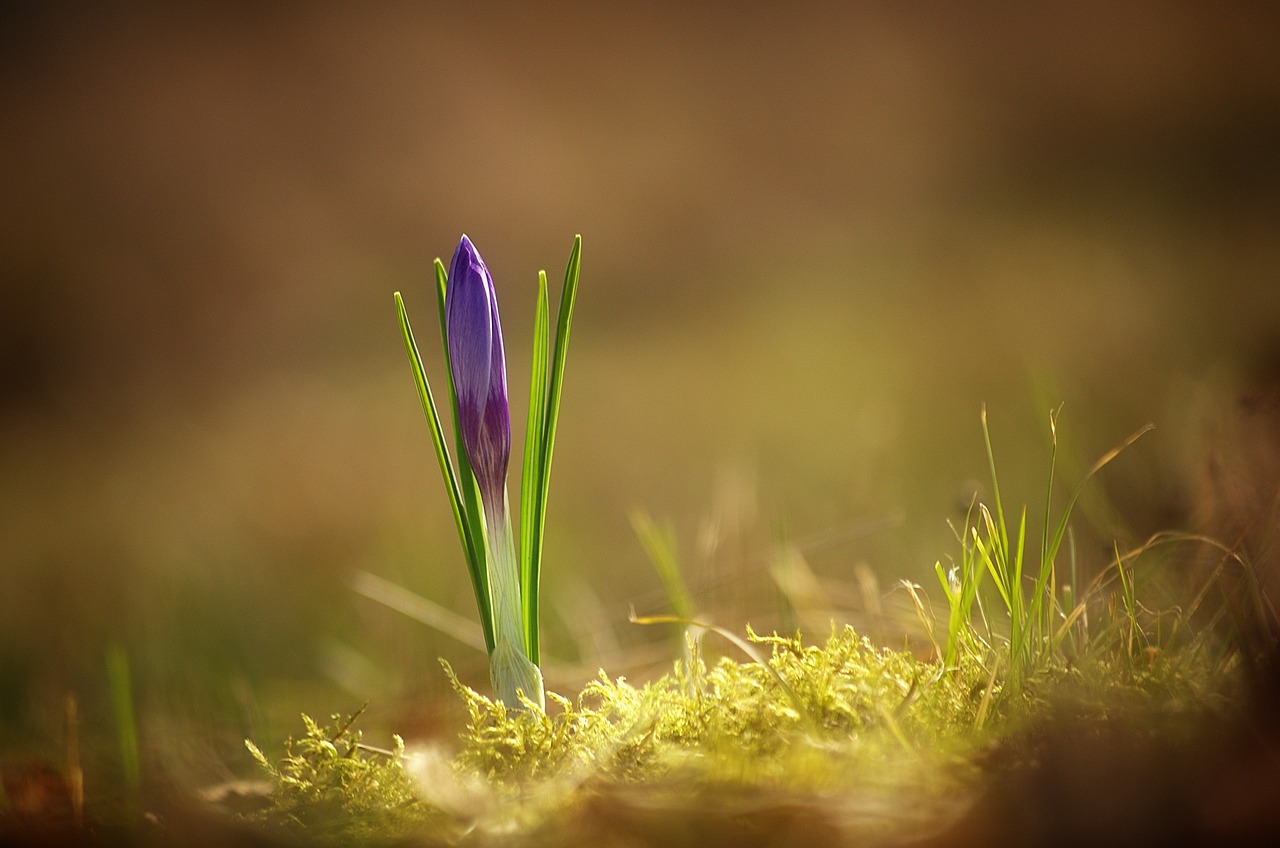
xmin=446 ymin=236 xmax=510 ymax=508
xmin=446 ymin=235 xmax=545 ymax=710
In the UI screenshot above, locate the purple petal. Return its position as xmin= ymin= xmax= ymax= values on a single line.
xmin=446 ymin=235 xmax=510 ymax=504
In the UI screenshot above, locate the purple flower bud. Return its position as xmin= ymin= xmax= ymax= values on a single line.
xmin=446 ymin=235 xmax=511 ymax=506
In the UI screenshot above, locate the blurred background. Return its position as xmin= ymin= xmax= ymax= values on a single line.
xmin=2 ymin=0 xmax=1279 ymax=809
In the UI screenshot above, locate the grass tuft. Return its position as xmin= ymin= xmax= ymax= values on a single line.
xmin=243 ymin=406 xmax=1245 ymax=844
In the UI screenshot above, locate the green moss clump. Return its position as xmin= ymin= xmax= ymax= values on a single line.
xmin=246 ymin=627 xmax=1001 ymax=842
xmin=453 ymin=627 xmax=987 ymax=786
xmin=243 ymin=624 xmax=1234 ymax=844
xmin=243 ymin=708 xmax=453 ymax=842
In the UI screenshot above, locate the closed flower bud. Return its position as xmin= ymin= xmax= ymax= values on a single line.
xmin=446 ymin=234 xmax=511 ymax=506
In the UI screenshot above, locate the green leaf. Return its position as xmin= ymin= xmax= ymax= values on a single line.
xmin=630 ymin=509 xmax=696 ymax=621
xmin=396 ymin=286 xmax=493 ymax=653
xmin=973 ymin=528 xmax=1010 ymax=613
xmin=523 ymin=235 xmax=582 ymax=663
xmin=1047 ymin=421 xmax=1155 ymax=576
xmin=519 ymin=270 xmax=551 ymax=660
xmin=980 ymin=405 xmax=1009 ymax=556
xmin=106 ymin=644 xmax=140 ymax=801
xmin=1040 ymin=405 xmax=1061 ymax=582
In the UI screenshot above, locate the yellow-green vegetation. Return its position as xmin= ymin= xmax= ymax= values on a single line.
xmin=244 ymin=710 xmax=450 ymax=842
xmin=242 ymin=410 xmax=1248 ymax=844
xmin=244 ymin=621 xmax=1235 ymax=845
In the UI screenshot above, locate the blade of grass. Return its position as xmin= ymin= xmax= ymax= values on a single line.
xmin=973 ymin=525 xmax=1011 ymax=613
xmin=520 ymin=270 xmax=551 ymax=660
xmin=631 ymin=509 xmax=696 ymax=620
xmin=974 ymin=658 xmax=999 ymax=730
xmin=939 ymin=500 xmax=983 ymax=666
xmin=105 ymin=644 xmax=140 ymax=808
xmin=1010 ymin=506 xmax=1028 ymax=670
xmin=351 ymin=570 xmax=488 ymax=652
xmin=1116 ymin=542 xmax=1138 ymax=655
xmin=1051 ymin=602 xmax=1088 ymax=650
xmin=935 ymin=562 xmax=964 ymax=667
xmin=1045 ymin=422 xmax=1154 ymax=573
xmin=1013 ymin=506 xmax=1027 ymax=611
xmin=901 ymin=580 xmax=941 ymax=661
xmin=1040 ymin=406 xmax=1062 ymax=575
xmin=980 ymin=404 xmax=1010 ymax=555
xmin=394 ymin=290 xmax=492 ymax=652
xmin=524 ymin=235 xmax=582 ymax=663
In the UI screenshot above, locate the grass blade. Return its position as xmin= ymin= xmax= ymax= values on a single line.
xmin=520 ymin=270 xmax=551 ymax=659
xmin=105 ymin=645 xmax=140 ymax=808
xmin=630 ymin=509 xmax=696 ymax=620
xmin=1040 ymin=405 xmax=1062 ymax=582
xmin=1046 ymin=422 xmax=1155 ymax=568
xmin=974 ymin=525 xmax=1010 ymax=612
xmin=1013 ymin=505 xmax=1027 ymax=621
xmin=525 ymin=235 xmax=582 ymax=662
xmin=980 ymin=404 xmax=1009 ymax=555
xmin=393 ymin=291 xmax=469 ymax=559
xmin=352 ymin=570 xmax=487 ymax=652
xmin=397 ymin=285 xmax=493 ymax=652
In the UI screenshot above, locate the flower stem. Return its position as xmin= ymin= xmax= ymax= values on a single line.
xmin=484 ymin=493 xmax=545 ymax=711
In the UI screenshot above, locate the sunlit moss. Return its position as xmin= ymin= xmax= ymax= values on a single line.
xmin=244 ymin=709 xmax=452 ymax=842
xmin=239 ymin=408 xmax=1255 ymax=844
xmin=243 ymin=621 xmax=1237 ymax=843
xmin=246 ymin=628 xmax=984 ymax=840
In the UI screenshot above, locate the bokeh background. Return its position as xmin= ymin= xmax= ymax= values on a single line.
xmin=3 ymin=0 xmax=1279 ymax=805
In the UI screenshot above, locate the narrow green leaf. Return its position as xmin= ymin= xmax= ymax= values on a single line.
xmin=1013 ymin=506 xmax=1027 ymax=595
xmin=935 ymin=561 xmax=955 ymax=603
xmin=935 ymin=562 xmax=959 ymax=667
xmin=630 ymin=510 xmax=696 ymax=621
xmin=397 ymin=288 xmax=494 ymax=652
xmin=105 ymin=644 xmax=140 ymax=802
xmin=980 ymin=405 xmax=1010 ymax=555
xmin=519 ymin=270 xmax=551 ymax=660
xmin=978 ymin=505 xmax=1005 ymax=586
xmin=525 ymin=235 xmax=582 ymax=662
xmin=1012 ymin=506 xmax=1028 ymax=657
xmin=1040 ymin=405 xmax=1061 ymax=579
xmin=433 ymin=259 xmax=450 ymax=354
xmin=1047 ymin=422 xmax=1155 ymax=572
xmin=394 ymin=291 xmax=469 ymax=555
xmin=433 ymin=259 xmax=495 ymax=653
xmin=973 ymin=530 xmax=1010 ymax=612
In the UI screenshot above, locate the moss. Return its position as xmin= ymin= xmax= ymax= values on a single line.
xmin=244 ymin=624 xmax=1235 ymax=844
xmin=243 ymin=708 xmax=453 ymax=842
xmin=239 ymin=409 xmax=1250 ymax=843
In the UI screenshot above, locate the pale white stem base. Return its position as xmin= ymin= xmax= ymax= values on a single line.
xmin=484 ymin=492 xmax=545 ymax=711
xmin=489 ymin=639 xmax=545 ymax=712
